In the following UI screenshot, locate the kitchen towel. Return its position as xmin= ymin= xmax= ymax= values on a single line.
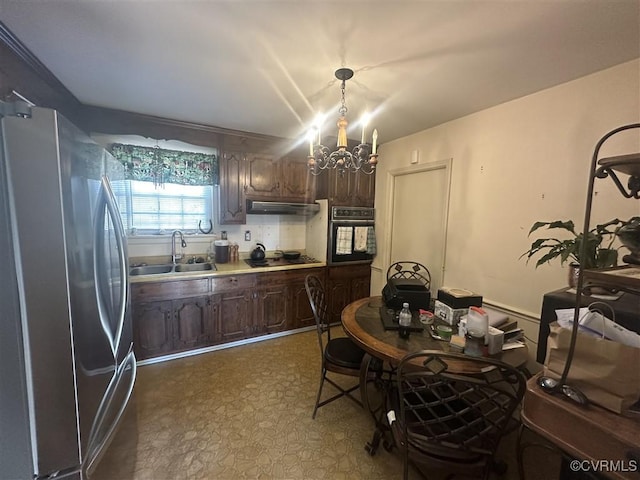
xmin=336 ymin=226 xmax=353 ymax=255
xmin=366 ymin=226 xmax=377 ymax=255
xmin=354 ymin=227 xmax=368 ymax=252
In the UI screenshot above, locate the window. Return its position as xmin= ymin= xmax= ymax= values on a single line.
xmin=115 ymin=181 xmax=214 ymax=233
xmin=109 ymin=142 xmax=218 ymax=234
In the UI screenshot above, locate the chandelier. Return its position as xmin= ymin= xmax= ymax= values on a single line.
xmin=307 ymin=68 xmax=378 ymax=176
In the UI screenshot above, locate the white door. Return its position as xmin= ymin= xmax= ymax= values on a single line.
xmin=387 ymin=159 xmax=452 ymax=294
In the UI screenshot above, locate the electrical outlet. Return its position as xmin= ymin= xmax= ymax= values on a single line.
xmin=244 ymin=230 xmax=251 ymax=241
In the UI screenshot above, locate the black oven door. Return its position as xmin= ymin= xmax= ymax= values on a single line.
xmin=329 ymin=222 xmax=375 ymax=265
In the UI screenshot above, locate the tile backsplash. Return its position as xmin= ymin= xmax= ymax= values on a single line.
xmin=126 ymin=214 xmax=309 ymax=259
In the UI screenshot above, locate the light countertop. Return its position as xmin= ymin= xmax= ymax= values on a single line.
xmin=129 ymin=257 xmax=326 ymax=283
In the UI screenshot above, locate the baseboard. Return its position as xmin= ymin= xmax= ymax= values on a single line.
xmin=136 ymin=325 xmax=317 ymax=367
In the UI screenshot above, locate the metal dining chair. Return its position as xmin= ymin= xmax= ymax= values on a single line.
xmin=387 ymin=350 xmax=527 ymax=480
xmin=305 ymin=274 xmax=365 ymax=419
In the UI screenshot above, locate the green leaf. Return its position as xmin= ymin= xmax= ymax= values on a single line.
xmin=528 ymin=220 xmax=575 ymax=236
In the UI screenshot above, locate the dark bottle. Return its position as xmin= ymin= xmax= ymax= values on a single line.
xmin=398 ymin=302 xmax=412 ymax=339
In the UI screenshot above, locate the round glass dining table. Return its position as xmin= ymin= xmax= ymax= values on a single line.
xmin=341 ymin=296 xmax=528 ymax=368
xmin=341 ymin=296 xmax=529 ymax=455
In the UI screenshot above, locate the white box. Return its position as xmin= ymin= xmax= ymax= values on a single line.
xmin=434 ymin=300 xmax=466 ymax=326
xmin=482 ymin=306 xmax=509 ymax=328
xmin=487 ymin=326 xmax=504 ymax=355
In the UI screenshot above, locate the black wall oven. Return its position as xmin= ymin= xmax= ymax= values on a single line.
xmin=329 ymin=206 xmax=375 ymax=265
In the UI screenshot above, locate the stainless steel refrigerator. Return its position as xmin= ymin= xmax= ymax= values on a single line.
xmin=0 ymin=103 xmax=137 ymax=479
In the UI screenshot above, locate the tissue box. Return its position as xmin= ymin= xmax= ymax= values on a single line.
xmin=437 ymin=287 xmax=482 ymax=309
xmin=434 ymin=300 xmax=466 ymax=326
xmin=487 ymin=326 xmax=504 ymax=355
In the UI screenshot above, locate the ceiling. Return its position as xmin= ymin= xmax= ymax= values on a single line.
xmin=1 ymin=1 xmax=639 ymax=146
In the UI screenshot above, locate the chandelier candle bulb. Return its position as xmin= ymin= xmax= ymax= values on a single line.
xmin=372 ymin=129 xmax=378 ymax=154
xmin=361 ymin=115 xmax=368 ymax=144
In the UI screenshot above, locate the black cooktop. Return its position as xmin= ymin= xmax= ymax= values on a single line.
xmin=244 ymin=255 xmax=320 ymax=268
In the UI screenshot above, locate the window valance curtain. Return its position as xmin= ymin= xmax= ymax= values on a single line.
xmin=109 ymin=143 xmax=218 ymax=186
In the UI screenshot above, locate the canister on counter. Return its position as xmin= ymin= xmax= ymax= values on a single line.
xmin=214 ymin=240 xmax=229 ymax=263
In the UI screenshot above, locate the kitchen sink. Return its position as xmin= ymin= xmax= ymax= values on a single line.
xmin=174 ymin=263 xmax=215 ymax=272
xmin=129 ymin=264 xmax=174 ymax=276
xmin=129 ymin=262 xmax=216 ymax=276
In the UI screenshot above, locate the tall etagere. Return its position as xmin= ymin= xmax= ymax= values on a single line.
xmin=543 ymin=123 xmax=640 ymax=404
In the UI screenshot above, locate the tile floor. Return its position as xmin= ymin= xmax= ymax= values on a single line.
xmin=94 ymin=329 xmax=561 ymax=480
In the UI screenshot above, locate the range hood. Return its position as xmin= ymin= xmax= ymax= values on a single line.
xmin=246 ymin=200 xmax=320 ymax=216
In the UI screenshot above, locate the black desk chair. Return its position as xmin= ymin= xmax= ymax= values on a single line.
xmin=387 ymin=350 xmax=526 ymax=480
xmin=387 ymin=261 xmax=431 ymax=290
xmin=305 ymin=274 xmax=365 ymax=419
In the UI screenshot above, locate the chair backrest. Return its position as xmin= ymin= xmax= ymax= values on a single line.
xmin=386 ymin=261 xmax=431 ymax=290
xmin=305 ymin=274 xmax=331 ymax=352
xmin=394 ymin=350 xmax=526 ymax=460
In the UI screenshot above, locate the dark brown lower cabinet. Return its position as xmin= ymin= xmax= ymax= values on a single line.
xmin=214 ymin=290 xmax=253 ymax=343
xmin=290 ymin=279 xmax=316 ymax=329
xmin=132 ymin=267 xmax=326 ymax=360
xmin=132 ymin=295 xmax=215 ymax=359
xmin=173 ymin=296 xmax=215 ymax=349
xmin=255 ymin=284 xmax=290 ymax=335
xmin=284 ymin=269 xmax=326 ymax=330
xmin=132 ymin=300 xmax=173 ymax=359
xmin=327 ymin=264 xmax=372 ymax=324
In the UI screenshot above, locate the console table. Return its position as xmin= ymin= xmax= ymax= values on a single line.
xmin=520 ymin=373 xmax=640 ymax=480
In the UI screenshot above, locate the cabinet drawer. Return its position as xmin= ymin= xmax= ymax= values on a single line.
xmin=211 ymin=274 xmax=256 ymax=293
xmin=132 ymin=279 xmax=210 ymax=302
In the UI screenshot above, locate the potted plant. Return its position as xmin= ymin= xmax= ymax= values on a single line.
xmin=521 ymin=219 xmax=623 ymax=285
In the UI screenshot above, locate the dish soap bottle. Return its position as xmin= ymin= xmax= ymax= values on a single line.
xmin=398 ymin=303 xmax=412 ymax=339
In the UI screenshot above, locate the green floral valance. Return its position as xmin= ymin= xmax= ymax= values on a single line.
xmin=109 ymin=143 xmax=218 ymax=186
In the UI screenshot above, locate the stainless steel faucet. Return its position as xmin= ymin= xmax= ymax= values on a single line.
xmin=171 ymin=230 xmax=187 ymax=264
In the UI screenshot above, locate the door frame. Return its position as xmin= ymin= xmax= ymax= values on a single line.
xmin=383 ymin=158 xmax=453 ymax=290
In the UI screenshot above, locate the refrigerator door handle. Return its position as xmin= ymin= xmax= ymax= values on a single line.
xmin=93 ymin=176 xmax=129 ymax=358
xmin=83 ymin=346 xmax=137 ymax=477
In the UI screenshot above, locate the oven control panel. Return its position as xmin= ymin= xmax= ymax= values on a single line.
xmin=331 ymin=206 xmax=375 ymax=221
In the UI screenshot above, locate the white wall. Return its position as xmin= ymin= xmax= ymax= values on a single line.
xmin=375 ymin=60 xmax=640 ymax=321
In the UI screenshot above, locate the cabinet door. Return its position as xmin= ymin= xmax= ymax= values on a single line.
xmin=132 ymin=301 xmax=173 ymax=359
xmin=255 ymin=284 xmax=289 ymax=334
xmin=351 ymin=274 xmax=372 ymax=301
xmin=244 ymin=154 xmax=279 ymax=197
xmin=219 ymin=151 xmax=246 ymax=224
xmin=327 ymin=277 xmax=352 ymax=324
xmin=353 ymin=171 xmax=376 ymax=207
xmin=173 ymin=296 xmax=214 ymax=349
xmin=328 ymin=169 xmax=375 ymax=206
xmin=217 ymin=290 xmax=253 ymax=342
xmin=280 ymin=156 xmax=315 ymax=201
xmin=290 ymin=279 xmax=317 ymax=329
xmin=329 ymin=169 xmax=354 ymax=206
xmin=328 ymin=264 xmax=371 ymax=323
